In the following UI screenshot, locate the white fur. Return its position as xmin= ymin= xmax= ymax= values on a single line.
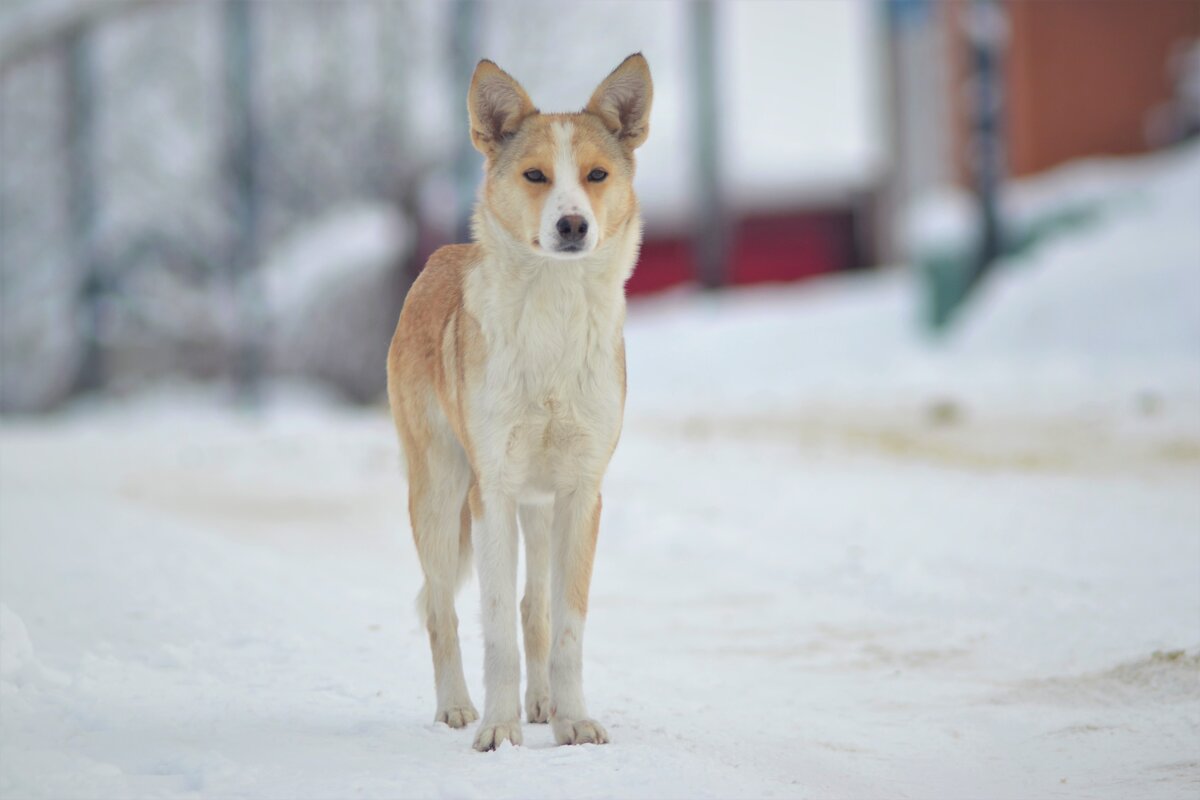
xmin=400 ymin=53 xmax=652 ymax=753
xmin=537 ymin=122 xmax=600 ymax=258
xmin=462 ymin=184 xmax=635 ymax=750
xmin=518 ymin=503 xmax=552 ymax=723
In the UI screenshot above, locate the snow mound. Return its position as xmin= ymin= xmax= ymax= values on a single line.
xmin=954 ymin=143 xmax=1200 ymax=360
xmin=0 ymin=604 xmax=36 ymax=684
xmin=0 ymin=603 xmax=68 ymax=702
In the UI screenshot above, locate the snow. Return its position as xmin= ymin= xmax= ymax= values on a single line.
xmin=953 ymin=147 xmax=1200 ymax=362
xmin=2 ymin=144 xmax=1199 ymax=798
xmin=902 ymin=144 xmax=1179 ymax=257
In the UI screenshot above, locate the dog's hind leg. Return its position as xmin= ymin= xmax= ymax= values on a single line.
xmin=519 ymin=503 xmax=552 ymax=723
xmin=410 ymin=432 xmax=477 ymax=729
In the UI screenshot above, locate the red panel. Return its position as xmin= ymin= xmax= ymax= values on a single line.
xmin=626 ymin=209 xmax=858 ymax=297
xmin=626 ymin=236 xmax=694 ymax=295
xmin=728 ymin=211 xmax=857 ymax=286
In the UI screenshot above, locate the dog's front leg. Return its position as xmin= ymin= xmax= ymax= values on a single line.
xmin=549 ymin=491 xmax=609 ymax=745
xmin=471 ymin=487 xmax=523 ymax=751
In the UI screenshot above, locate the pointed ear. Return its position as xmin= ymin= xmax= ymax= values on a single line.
xmin=586 ymin=53 xmax=653 ymax=150
xmin=468 ymin=60 xmax=537 ymax=158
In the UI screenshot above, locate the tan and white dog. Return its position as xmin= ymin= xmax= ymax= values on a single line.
xmin=386 ymin=54 xmax=652 ymax=751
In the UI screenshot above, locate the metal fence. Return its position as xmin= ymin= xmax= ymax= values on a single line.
xmin=0 ymin=0 xmax=446 ymax=411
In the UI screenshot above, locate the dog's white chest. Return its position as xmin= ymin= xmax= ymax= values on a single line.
xmin=512 ymin=333 xmax=619 ymax=485
xmin=469 ymin=274 xmax=624 ymax=501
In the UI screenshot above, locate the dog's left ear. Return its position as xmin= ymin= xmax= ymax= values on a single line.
xmin=586 ymin=53 xmax=653 ymax=151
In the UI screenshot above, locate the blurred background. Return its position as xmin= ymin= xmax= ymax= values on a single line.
xmin=3 ymin=3 xmax=1200 ymax=795
xmin=3 ymin=0 xmax=1197 ymax=413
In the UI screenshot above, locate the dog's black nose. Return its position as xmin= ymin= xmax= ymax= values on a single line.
xmin=556 ymin=215 xmax=588 ymax=243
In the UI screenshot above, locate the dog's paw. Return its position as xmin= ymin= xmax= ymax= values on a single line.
xmin=435 ymin=704 xmax=478 ymax=729
xmin=473 ymin=721 xmax=523 ymax=751
xmin=552 ymin=717 xmax=609 ymax=746
xmin=525 ymin=691 xmax=552 ymax=723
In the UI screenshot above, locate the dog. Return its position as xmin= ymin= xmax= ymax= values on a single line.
xmin=386 ymin=54 xmax=652 ymax=751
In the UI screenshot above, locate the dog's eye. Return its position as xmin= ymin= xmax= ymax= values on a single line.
xmin=523 ymin=169 xmax=547 ymax=183
xmin=587 ymin=168 xmax=608 ymax=183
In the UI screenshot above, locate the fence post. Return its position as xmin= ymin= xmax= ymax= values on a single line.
xmin=691 ymin=0 xmax=728 ymax=290
xmin=65 ymin=25 xmax=103 ymax=395
xmin=224 ymin=0 xmax=262 ymax=404
xmin=451 ymin=0 xmax=481 ymax=245
xmin=966 ymin=0 xmax=1007 ymax=291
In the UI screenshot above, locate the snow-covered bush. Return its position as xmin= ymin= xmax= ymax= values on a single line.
xmin=260 ymin=205 xmax=412 ymax=403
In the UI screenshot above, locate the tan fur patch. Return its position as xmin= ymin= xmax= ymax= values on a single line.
xmin=521 ymin=593 xmax=550 ymax=663
xmin=480 ymin=112 xmax=637 ymax=253
xmin=387 ymin=244 xmax=486 ymax=536
xmin=565 ymin=496 xmax=602 ymax=616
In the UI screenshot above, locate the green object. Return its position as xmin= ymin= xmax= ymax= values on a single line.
xmin=919 ymin=203 xmax=1102 ymax=331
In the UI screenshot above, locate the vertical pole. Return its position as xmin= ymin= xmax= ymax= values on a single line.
xmin=375 ymin=0 xmax=405 ymax=198
xmin=224 ymin=0 xmax=261 ymax=404
xmin=691 ymin=0 xmax=727 ymax=290
xmin=965 ymin=0 xmax=1006 ymax=290
xmin=376 ymin=1 xmax=420 ymax=318
xmin=65 ymin=26 xmax=102 ymax=394
xmin=451 ymin=0 xmax=481 ymax=244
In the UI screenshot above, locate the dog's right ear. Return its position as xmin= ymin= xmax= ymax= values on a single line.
xmin=468 ymin=60 xmax=537 ymax=158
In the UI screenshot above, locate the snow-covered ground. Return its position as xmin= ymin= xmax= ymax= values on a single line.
xmin=3 ymin=144 xmax=1199 ymax=799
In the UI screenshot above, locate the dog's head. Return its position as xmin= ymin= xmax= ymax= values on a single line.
xmin=468 ymin=54 xmax=653 ymax=260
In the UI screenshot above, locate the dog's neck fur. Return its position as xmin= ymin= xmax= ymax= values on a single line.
xmin=467 ymin=202 xmax=641 ymax=348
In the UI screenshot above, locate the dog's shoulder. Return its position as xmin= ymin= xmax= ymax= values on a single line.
xmin=399 ymin=245 xmax=479 ymax=327
xmin=390 ymin=244 xmax=481 ymax=382
xmin=412 ymin=244 xmax=478 ymax=301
